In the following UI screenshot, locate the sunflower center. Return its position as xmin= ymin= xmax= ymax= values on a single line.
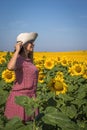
xmin=63 ymin=60 xmax=67 ymax=64
xmin=39 ymin=75 xmax=44 ymax=80
xmin=1 ymin=59 xmax=5 ymax=62
xmin=6 ymin=72 xmax=12 ymax=79
xmin=54 ymin=81 xmax=63 ymax=91
xmin=75 ymin=66 xmax=81 ymax=73
xmin=0 ymin=58 xmax=5 ymax=64
xmin=57 ymin=57 xmax=60 ymax=61
xmin=47 ymin=62 xmax=52 ymax=67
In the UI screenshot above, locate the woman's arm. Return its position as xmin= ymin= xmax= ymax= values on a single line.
xmin=7 ymin=42 xmax=22 ymax=70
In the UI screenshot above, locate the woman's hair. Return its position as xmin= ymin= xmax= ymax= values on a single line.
xmin=14 ymin=42 xmax=33 ymax=62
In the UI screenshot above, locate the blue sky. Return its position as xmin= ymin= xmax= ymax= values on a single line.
xmin=0 ymin=0 xmax=87 ymax=52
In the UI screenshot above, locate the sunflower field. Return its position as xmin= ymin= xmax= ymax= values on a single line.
xmin=0 ymin=51 xmax=87 ymax=130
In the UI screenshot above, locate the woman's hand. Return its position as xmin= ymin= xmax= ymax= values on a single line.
xmin=14 ymin=42 xmax=23 ymax=52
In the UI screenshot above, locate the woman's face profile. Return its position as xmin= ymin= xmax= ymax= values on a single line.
xmin=26 ymin=42 xmax=34 ymax=52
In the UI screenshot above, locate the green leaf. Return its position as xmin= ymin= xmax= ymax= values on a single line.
xmin=83 ymin=105 xmax=87 ymax=116
xmin=61 ymin=105 xmax=77 ymax=118
xmin=77 ymin=92 xmax=86 ymax=99
xmin=42 ymin=106 xmax=78 ymax=129
xmin=4 ymin=117 xmax=24 ymax=130
xmin=0 ymin=88 xmax=8 ymax=105
xmin=58 ymin=93 xmax=74 ymax=101
xmin=72 ymin=99 xmax=86 ymax=108
xmin=77 ymin=120 xmax=87 ymax=130
xmin=67 ymin=84 xmax=78 ymax=93
xmin=17 ymin=124 xmax=33 ymax=130
xmin=0 ymin=80 xmax=6 ymax=87
xmin=25 ymin=107 xmax=35 ymax=116
xmin=15 ymin=96 xmax=39 ymax=116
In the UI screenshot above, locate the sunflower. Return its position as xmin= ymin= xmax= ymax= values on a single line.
xmin=54 ymin=80 xmax=67 ymax=95
xmin=44 ymin=58 xmax=55 ymax=69
xmin=2 ymin=69 xmax=15 ymax=83
xmin=55 ymin=56 xmax=61 ymax=64
xmin=68 ymin=66 xmax=74 ymax=76
xmin=34 ymin=57 xmax=44 ymax=65
xmin=47 ymin=78 xmax=67 ymax=95
xmin=36 ymin=64 xmax=42 ymax=71
xmin=61 ymin=56 xmax=68 ymax=66
xmin=38 ymin=72 xmax=45 ymax=83
xmin=0 ymin=52 xmax=7 ymax=57
xmin=0 ymin=57 xmax=6 ymax=64
xmin=55 ymin=71 xmax=64 ymax=81
xmin=83 ymin=71 xmax=87 ymax=79
xmin=68 ymin=63 xmax=84 ymax=76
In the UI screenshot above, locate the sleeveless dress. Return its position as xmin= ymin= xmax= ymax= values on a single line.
xmin=4 ymin=55 xmax=39 ymax=122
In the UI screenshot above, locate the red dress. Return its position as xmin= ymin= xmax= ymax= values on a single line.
xmin=4 ymin=55 xmax=39 ymax=121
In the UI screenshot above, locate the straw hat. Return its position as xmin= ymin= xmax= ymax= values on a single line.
xmin=17 ymin=32 xmax=38 ymax=45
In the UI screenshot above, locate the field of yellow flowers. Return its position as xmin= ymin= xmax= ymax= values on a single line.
xmin=0 ymin=50 xmax=87 ymax=130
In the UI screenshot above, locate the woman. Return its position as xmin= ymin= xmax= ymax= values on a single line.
xmin=4 ymin=32 xmax=39 ymax=122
